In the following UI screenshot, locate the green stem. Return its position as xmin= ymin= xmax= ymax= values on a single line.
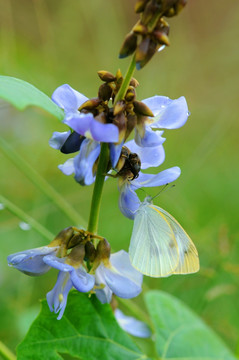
xmin=0 ymin=195 xmax=54 ymax=241
xmin=114 ymin=55 xmax=136 ymax=105
xmin=0 ymin=136 xmax=86 ymax=227
xmin=0 ymin=341 xmax=16 ymax=360
xmin=87 ymin=143 xmax=109 ymax=234
xmin=87 ymin=56 xmax=136 ymax=234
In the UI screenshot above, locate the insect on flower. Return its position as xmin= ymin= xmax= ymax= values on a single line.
xmin=129 ymin=196 xmax=199 ymax=277
xmin=116 ymin=146 xmax=141 ymax=181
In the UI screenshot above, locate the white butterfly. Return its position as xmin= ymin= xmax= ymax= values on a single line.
xmin=129 ymin=196 xmax=199 ymax=277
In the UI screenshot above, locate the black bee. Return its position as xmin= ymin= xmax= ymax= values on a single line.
xmin=116 ymin=146 xmax=141 ymax=181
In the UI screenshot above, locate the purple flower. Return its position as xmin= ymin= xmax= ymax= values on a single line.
xmin=43 ymin=255 xmax=95 ymax=320
xmin=115 ymin=309 xmax=151 ymax=338
xmin=135 ymin=95 xmax=189 ymax=147
xmin=52 ymin=84 xmax=119 ymax=143
xmin=95 ymin=250 xmax=143 ymax=304
xmin=7 ymin=245 xmax=60 ymax=276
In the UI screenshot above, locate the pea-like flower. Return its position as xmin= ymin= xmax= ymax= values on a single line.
xmin=94 ymin=250 xmax=143 ymax=304
xmin=7 ymin=245 xmax=60 ymax=276
xmin=43 ymin=255 xmax=95 ymax=320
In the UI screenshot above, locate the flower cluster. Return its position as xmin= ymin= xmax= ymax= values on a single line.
xmin=49 ymin=71 xmax=189 ymax=219
xmin=7 ymin=228 xmax=143 ymax=320
xmin=119 ymin=0 xmax=187 ymax=68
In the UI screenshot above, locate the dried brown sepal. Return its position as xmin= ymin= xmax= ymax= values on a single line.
xmin=119 ymin=32 xmax=138 ymax=59
xmin=49 ymin=227 xmax=74 ymax=248
xmin=154 ymin=30 xmax=170 ymax=46
xmin=113 ymin=112 xmax=127 ymax=143
xmin=67 ymin=234 xmax=84 ymax=249
xmin=133 ymin=100 xmax=154 ymax=117
xmin=78 ymin=98 xmax=101 ymax=111
xmin=98 ymin=83 xmax=113 ymax=101
xmin=113 ymin=100 xmax=126 ymax=116
xmin=96 ymin=239 xmax=111 ymax=261
xmin=85 ymin=241 xmax=96 ymax=262
xmin=97 ymin=70 xmax=116 ymax=82
xmin=67 ymin=243 xmax=85 ymax=266
xmin=125 ymin=114 xmax=137 ymax=140
xmin=132 ymin=21 xmax=148 ymax=35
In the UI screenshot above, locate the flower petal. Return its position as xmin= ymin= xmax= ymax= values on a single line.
xmin=134 ymin=127 xmax=165 ymax=148
xmin=95 ymin=264 xmax=112 ymax=304
xmin=43 ymin=255 xmax=73 ymax=272
xmin=46 ymin=271 xmax=72 ymax=320
xmin=49 ymin=131 xmax=71 ymax=150
xmin=143 ymin=96 xmax=189 ymax=129
xmin=7 ymin=246 xmax=59 ymax=276
xmin=58 ymin=158 xmax=75 ymax=176
xmin=104 ymin=250 xmax=143 ymax=299
xmin=125 ymin=140 xmax=165 ymax=170
xmin=70 ymin=267 xmax=95 ymax=292
xmin=64 ymin=112 xmax=94 ymax=136
xmin=133 ymin=166 xmax=181 ymax=188
xmin=74 ymin=139 xmax=100 ymax=185
xmin=90 ymin=120 xmax=119 ymax=143
xmin=115 ymin=309 xmax=151 ymax=338
xmin=109 ymin=141 xmax=124 ymax=169
xmin=52 ymin=84 xmax=88 ymax=112
xmin=118 ymin=182 xmax=140 ymax=220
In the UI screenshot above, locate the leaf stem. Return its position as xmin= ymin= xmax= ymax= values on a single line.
xmin=0 ymin=136 xmax=86 ymax=227
xmin=114 ymin=55 xmax=136 ymax=105
xmin=0 ymin=194 xmax=54 ymax=241
xmin=0 ymin=341 xmax=16 ymax=360
xmin=87 ymin=143 xmax=109 ymax=234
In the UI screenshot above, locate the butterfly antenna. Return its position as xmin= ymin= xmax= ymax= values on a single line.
xmin=151 ymin=184 xmax=176 ymax=201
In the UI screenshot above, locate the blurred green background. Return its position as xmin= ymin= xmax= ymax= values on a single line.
xmin=0 ymin=0 xmax=239 ymax=356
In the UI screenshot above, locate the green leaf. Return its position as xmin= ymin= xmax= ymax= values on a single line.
xmin=0 ymin=76 xmax=64 ymax=120
xmin=145 ymin=290 xmax=237 ymax=360
xmin=17 ymin=292 xmax=151 ymax=360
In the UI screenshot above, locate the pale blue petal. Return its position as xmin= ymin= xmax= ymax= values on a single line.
xmin=74 ymin=139 xmax=100 ymax=185
xmin=115 ymin=309 xmax=151 ymax=338
xmin=49 ymin=131 xmax=71 ymax=150
xmin=46 ymin=271 xmax=72 ymax=320
xmin=7 ymin=246 xmax=59 ymax=276
xmin=143 ymin=96 xmax=189 ymax=129
xmin=109 ymin=141 xmax=124 ymax=168
xmin=118 ymin=182 xmax=140 ymax=220
xmin=58 ymin=158 xmax=75 ymax=175
xmin=90 ymin=120 xmax=119 ymax=143
xmin=52 ymin=84 xmax=88 ymax=112
xmin=95 ymin=265 xmax=112 ymax=304
xmin=64 ymin=112 xmax=94 ymax=136
xmin=126 ymin=140 xmax=165 ymax=169
xmin=43 ymin=255 xmax=73 ymax=272
xmin=133 ymin=167 xmax=181 ymax=188
xmin=134 ymin=127 xmax=165 ymax=147
xmin=71 ymin=267 xmax=95 ymax=292
xmin=104 ymin=250 xmax=143 ymax=298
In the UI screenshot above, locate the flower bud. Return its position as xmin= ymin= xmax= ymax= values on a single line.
xmin=132 ymin=21 xmax=148 ymax=35
xmin=78 ymin=98 xmax=101 ymax=111
xmin=133 ymin=100 xmax=154 ymax=117
xmin=125 ymin=114 xmax=137 ymax=140
xmin=129 ymin=78 xmax=140 ymax=88
xmin=119 ymin=32 xmax=138 ymax=59
xmin=135 ymin=37 xmax=150 ymax=64
xmin=125 ymin=87 xmax=136 ymax=102
xmin=134 ymin=0 xmax=149 ymax=13
xmin=97 ymin=70 xmax=116 ymax=82
xmin=98 ymin=83 xmax=113 ymax=101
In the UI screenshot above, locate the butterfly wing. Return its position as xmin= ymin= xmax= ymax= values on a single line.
xmin=158 ymin=207 xmax=199 ymax=274
xmin=129 ymin=203 xmax=179 ymax=277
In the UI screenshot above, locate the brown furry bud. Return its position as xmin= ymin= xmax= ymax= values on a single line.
xmin=119 ymin=32 xmax=138 ymax=59
xmin=78 ymin=98 xmax=101 ymax=111
xmin=133 ymin=100 xmax=154 ymax=117
xmin=97 ymin=70 xmax=116 ymax=82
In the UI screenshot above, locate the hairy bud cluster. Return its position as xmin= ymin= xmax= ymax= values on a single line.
xmin=119 ymin=0 xmax=187 ymax=69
